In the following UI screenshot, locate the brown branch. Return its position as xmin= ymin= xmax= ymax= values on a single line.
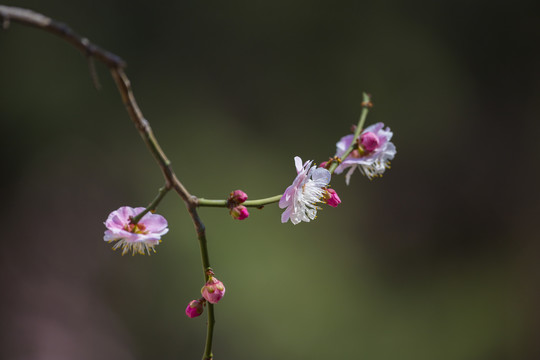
xmin=1 ymin=5 xmax=215 ymax=358
xmin=0 ymin=5 xmax=193 ymax=204
xmin=108 ymin=68 xmax=193 ymax=203
xmin=0 ymin=5 xmax=125 ymax=68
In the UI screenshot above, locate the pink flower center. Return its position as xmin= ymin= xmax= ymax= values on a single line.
xmin=124 ymin=221 xmax=149 ymax=234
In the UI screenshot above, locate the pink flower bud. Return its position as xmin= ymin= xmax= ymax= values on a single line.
xmin=201 ymin=277 xmax=226 ymax=304
xmin=229 ymin=190 xmax=248 ymax=204
xmin=185 ymin=299 xmax=205 ymax=318
xmin=360 ymin=131 xmax=380 ymax=152
xmin=319 ymin=161 xmax=328 ymax=168
xmin=323 ymin=188 xmax=341 ymax=208
xmin=230 ymin=205 xmax=249 ymax=220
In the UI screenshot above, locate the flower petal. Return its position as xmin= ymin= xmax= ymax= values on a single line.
xmin=294 ymin=156 xmax=304 ymax=173
xmin=310 ymin=168 xmax=331 ymax=186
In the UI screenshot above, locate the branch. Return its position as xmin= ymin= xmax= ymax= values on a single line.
xmin=0 ymin=5 xmax=125 ymax=68
xmin=328 ymin=92 xmax=372 ymax=174
xmin=197 ymin=194 xmax=282 ymax=208
xmin=1 ymin=5 xmax=214 ymax=359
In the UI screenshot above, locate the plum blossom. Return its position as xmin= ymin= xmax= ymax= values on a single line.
xmin=279 ymin=156 xmax=332 ymax=225
xmin=103 ymin=206 xmax=169 ymax=255
xmin=334 ymin=122 xmax=396 ymax=184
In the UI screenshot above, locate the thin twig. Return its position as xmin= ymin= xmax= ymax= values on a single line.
xmin=197 ymin=194 xmax=282 ymax=208
xmin=328 ymin=92 xmax=372 ymax=174
xmin=0 ymin=5 xmax=125 ymax=68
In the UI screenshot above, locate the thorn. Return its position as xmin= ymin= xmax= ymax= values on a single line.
xmin=87 ymin=56 xmax=101 ymax=90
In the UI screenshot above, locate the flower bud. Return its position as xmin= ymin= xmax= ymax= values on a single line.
xmin=230 ymin=205 xmax=249 ymax=220
xmin=360 ymin=131 xmax=380 ymax=152
xmin=323 ymin=188 xmax=341 ymax=208
xmin=201 ymin=277 xmax=226 ymax=304
xmin=185 ymin=299 xmax=205 ymax=318
xmin=229 ymin=190 xmax=248 ymax=204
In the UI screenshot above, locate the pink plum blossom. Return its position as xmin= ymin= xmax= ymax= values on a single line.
xmin=230 ymin=205 xmax=249 ymax=220
xmin=334 ymin=122 xmax=396 ymax=184
xmin=201 ymin=277 xmax=226 ymax=304
xmin=279 ymin=156 xmax=332 ymax=225
xmin=103 ymin=206 xmax=169 ymax=255
xmin=185 ymin=299 xmax=205 ymax=318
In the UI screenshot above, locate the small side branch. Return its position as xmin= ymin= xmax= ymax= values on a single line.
xmin=328 ymin=92 xmax=372 ymax=174
xmin=197 ymin=194 xmax=282 ymax=208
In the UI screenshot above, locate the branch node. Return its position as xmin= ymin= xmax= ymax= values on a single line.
xmin=140 ymin=118 xmax=151 ymax=132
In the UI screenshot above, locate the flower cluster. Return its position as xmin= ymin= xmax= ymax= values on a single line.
xmin=103 ymin=104 xmax=396 ymax=338
xmin=103 ymin=206 xmax=169 ymax=255
xmin=278 ymin=122 xmax=395 ymax=223
xmin=185 ymin=272 xmax=226 ymax=318
xmin=334 ymin=122 xmax=396 ymax=184
xmin=228 ymin=190 xmax=249 ymax=220
xmin=279 ymin=156 xmax=339 ymax=225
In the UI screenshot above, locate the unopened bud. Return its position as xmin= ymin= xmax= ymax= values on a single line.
xmin=185 ymin=299 xmax=205 ymax=318
xmin=360 ymin=131 xmax=380 ymax=152
xmin=323 ymin=188 xmax=341 ymax=208
xmin=229 ymin=190 xmax=248 ymax=204
xmin=201 ymin=277 xmax=226 ymax=304
xmin=230 ymin=205 xmax=249 ymax=220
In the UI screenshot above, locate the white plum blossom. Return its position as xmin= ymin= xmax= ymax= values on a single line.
xmin=334 ymin=122 xmax=396 ymax=184
xmin=279 ymin=156 xmax=331 ymax=225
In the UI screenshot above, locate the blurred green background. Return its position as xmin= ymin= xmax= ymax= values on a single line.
xmin=1 ymin=1 xmax=539 ymax=359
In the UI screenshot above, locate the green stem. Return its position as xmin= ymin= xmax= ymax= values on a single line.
xmin=197 ymin=194 xmax=282 ymax=208
xmin=328 ymin=92 xmax=372 ymax=175
xmin=189 ymin=206 xmax=215 ymax=360
xmin=203 ymin=303 xmax=215 ymax=360
xmin=131 ymin=185 xmax=170 ymax=224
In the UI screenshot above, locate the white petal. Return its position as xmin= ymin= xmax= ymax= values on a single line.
xmin=345 ymin=166 xmax=356 ymax=185
xmin=294 ymin=156 xmax=303 ymax=173
xmin=310 ymin=168 xmax=331 ymax=186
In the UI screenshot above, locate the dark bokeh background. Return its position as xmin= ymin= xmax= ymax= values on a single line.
xmin=1 ymin=1 xmax=539 ymax=359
